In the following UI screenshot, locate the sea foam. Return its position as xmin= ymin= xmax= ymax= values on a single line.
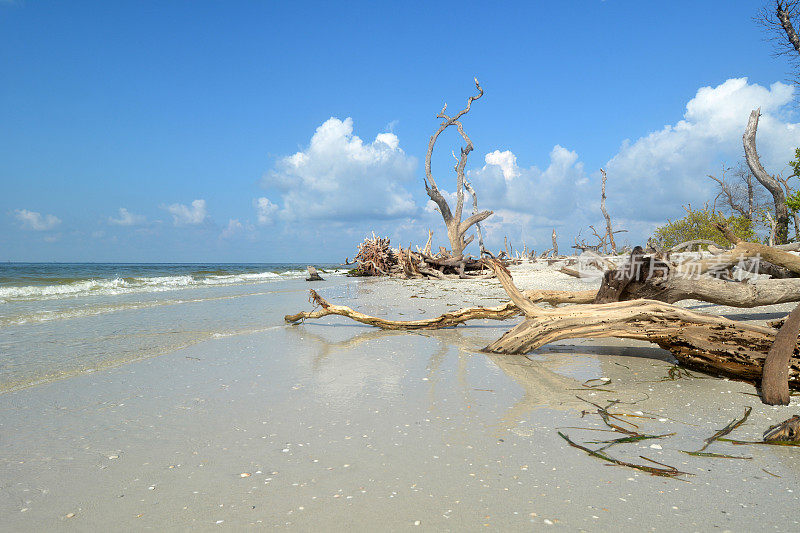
xmin=0 ymin=270 xmax=296 ymax=303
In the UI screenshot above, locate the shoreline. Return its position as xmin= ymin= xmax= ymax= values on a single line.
xmin=2 ymin=264 xmax=800 ymax=530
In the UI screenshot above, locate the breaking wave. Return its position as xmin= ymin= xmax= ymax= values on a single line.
xmin=0 ymin=269 xmax=327 ymax=303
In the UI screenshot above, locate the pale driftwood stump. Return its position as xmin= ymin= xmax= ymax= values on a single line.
xmin=306 ymin=266 xmax=324 ymax=281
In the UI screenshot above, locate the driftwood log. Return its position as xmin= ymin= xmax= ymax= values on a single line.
xmin=591 ymin=236 xmax=800 ymax=308
xmin=481 ymin=261 xmax=800 ymax=391
xmin=594 ymin=251 xmax=800 ymax=307
xmin=284 ymin=288 xmax=596 ymax=329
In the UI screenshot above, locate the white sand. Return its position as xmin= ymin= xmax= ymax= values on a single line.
xmin=1 ymin=263 xmax=799 ymax=531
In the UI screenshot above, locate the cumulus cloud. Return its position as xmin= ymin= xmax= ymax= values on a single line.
xmin=13 ymin=209 xmax=61 ymax=231
xmin=220 ymin=218 xmax=244 ymax=239
xmin=108 ymin=207 xmax=146 ymax=226
xmin=468 ymin=146 xmax=588 ymax=220
xmin=262 ymin=117 xmax=417 ymax=221
xmin=164 ymin=199 xmax=207 ymax=226
xmin=254 ymin=197 xmax=278 ymax=225
xmin=605 ymin=77 xmax=800 ymax=222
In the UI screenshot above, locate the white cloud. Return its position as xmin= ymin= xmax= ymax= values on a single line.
xmin=484 ymin=150 xmax=520 ymax=182
xmin=13 ymin=209 xmax=61 ymax=231
xmin=108 ymin=207 xmax=146 ymax=226
xmin=254 ymin=197 xmax=278 ymax=225
xmin=220 ymin=218 xmax=244 ymax=239
xmin=605 ymin=77 xmax=800 ymax=223
xmin=164 ymin=199 xmax=207 ymax=226
xmin=469 ymin=145 xmax=587 ymax=220
xmin=262 ymin=117 xmax=417 ymax=221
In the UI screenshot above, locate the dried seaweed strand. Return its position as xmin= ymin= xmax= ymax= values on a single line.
xmin=587 ymin=433 xmax=674 ymax=445
xmin=697 ymin=407 xmax=752 ymax=452
xmin=583 ymin=378 xmax=612 ymax=388
xmin=718 ymin=437 xmax=800 ymax=447
xmin=682 ymin=451 xmax=752 ymax=459
xmin=558 ymin=432 xmax=690 ymax=478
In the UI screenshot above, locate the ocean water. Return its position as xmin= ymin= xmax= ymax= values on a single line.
xmin=0 ymin=263 xmax=347 ymax=392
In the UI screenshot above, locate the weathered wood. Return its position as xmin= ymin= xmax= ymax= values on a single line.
xmin=669 ymin=239 xmax=717 ymax=252
xmin=599 ymin=169 xmax=616 ymax=254
xmin=744 ymin=108 xmax=789 ymax=244
xmin=305 ymin=266 xmax=324 ymax=281
xmin=675 ymin=227 xmax=800 ymax=277
xmin=594 ymin=247 xmax=648 ymax=303
xmin=285 ymin=289 xmax=520 ymax=329
xmin=483 ymin=260 xmax=800 ymax=391
xmin=764 ymin=415 xmax=800 ymax=442
xmin=761 ymin=302 xmax=800 ymax=405
xmin=559 ymin=266 xmax=586 ymax=278
xmin=622 ymin=275 xmax=800 ymax=307
xmin=284 ymin=286 xmax=597 ymax=330
xmin=595 ymin=248 xmax=800 ymax=307
xmin=424 ymin=78 xmax=492 ymax=256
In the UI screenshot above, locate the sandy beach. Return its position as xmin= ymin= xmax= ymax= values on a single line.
xmin=1 ymin=263 xmax=799 ymax=531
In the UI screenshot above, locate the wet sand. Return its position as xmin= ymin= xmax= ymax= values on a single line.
xmin=2 ymin=264 xmax=800 ymax=531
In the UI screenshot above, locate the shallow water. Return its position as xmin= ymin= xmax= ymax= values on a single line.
xmin=0 ymin=263 xmax=346 ymax=392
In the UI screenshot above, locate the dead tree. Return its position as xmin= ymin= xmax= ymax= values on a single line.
xmin=776 ymin=1 xmax=800 ymax=54
xmin=758 ymin=2 xmax=800 ymax=81
xmin=551 ymin=228 xmax=558 ymax=256
xmin=424 ymin=78 xmax=493 ymax=259
xmin=744 ymin=108 xmax=789 ymax=244
xmin=599 ymin=169 xmax=617 ymax=254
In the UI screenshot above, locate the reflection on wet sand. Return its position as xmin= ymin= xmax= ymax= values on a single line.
xmin=286 ymin=321 xmax=688 ymax=432
xmin=488 ymin=352 xmax=585 ymax=427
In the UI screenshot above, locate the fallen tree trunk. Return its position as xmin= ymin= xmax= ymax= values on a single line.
xmin=675 ymin=224 xmax=800 ymax=277
xmin=482 ymin=260 xmax=800 ymax=390
xmin=596 ymin=264 xmax=800 ymax=307
xmin=594 ymin=247 xmax=800 ymax=307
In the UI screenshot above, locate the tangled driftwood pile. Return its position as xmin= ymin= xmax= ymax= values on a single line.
xmin=347 ymin=233 xmax=496 ymax=279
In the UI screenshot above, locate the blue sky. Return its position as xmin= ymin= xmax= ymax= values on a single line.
xmin=2 ymin=0 xmax=799 ymax=262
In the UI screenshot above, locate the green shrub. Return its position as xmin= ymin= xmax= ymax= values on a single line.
xmin=651 ymin=205 xmax=756 ymax=249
